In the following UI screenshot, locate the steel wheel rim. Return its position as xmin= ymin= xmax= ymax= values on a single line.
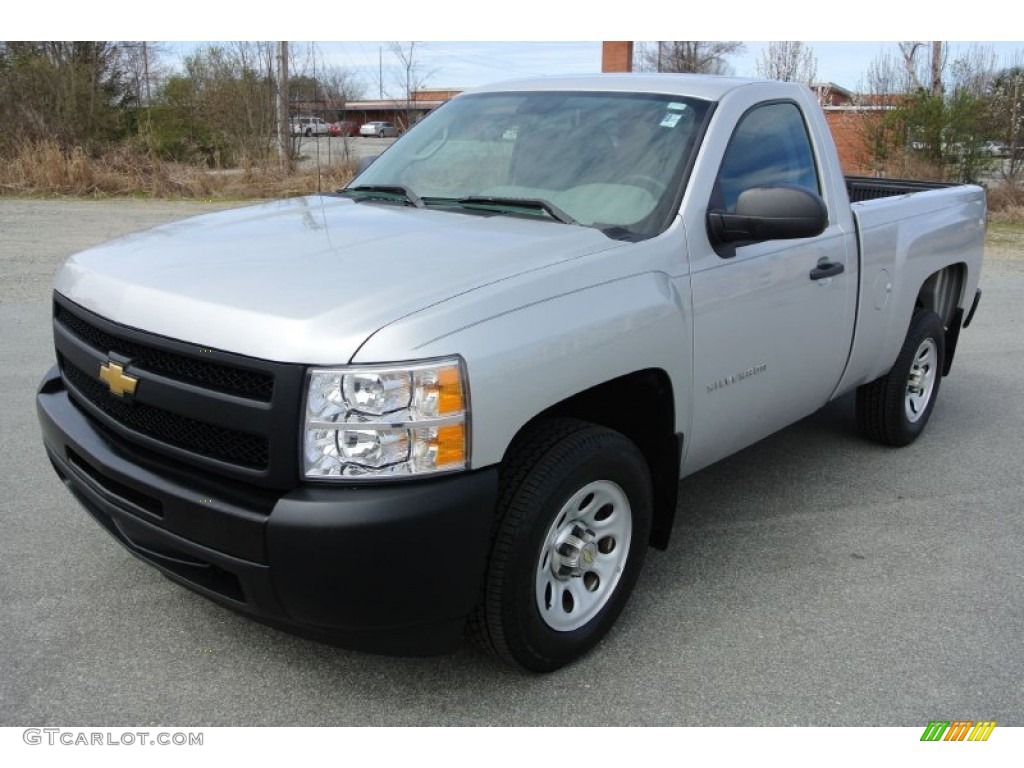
xmin=535 ymin=480 xmax=632 ymax=632
xmin=905 ymin=337 xmax=938 ymax=423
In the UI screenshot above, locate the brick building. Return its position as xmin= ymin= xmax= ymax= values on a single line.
xmin=291 ymin=89 xmax=462 ymax=131
xmin=304 ymin=43 xmax=890 ymax=177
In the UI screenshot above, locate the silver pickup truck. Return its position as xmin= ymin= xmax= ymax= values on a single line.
xmin=37 ymin=74 xmax=985 ymax=672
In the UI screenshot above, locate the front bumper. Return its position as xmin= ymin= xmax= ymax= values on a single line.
xmin=37 ymin=366 xmax=498 ymax=655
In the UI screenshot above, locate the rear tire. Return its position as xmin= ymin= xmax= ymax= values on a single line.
xmin=857 ymin=309 xmax=945 ymax=446
xmin=470 ymin=418 xmax=652 ymax=672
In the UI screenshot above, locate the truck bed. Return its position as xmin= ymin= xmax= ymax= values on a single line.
xmin=833 ymin=179 xmax=985 ymax=398
xmin=845 ymin=175 xmax=957 ymax=203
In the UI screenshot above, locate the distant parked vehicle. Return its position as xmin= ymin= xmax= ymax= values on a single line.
xmin=329 ymin=121 xmax=357 ymax=138
xmin=980 ymin=140 xmax=1008 ymax=157
xmin=291 ymin=117 xmax=331 ymax=137
xmin=359 ymin=121 xmax=400 ymax=138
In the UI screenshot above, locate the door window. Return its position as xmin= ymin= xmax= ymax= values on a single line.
xmin=713 ymin=102 xmax=819 ymax=213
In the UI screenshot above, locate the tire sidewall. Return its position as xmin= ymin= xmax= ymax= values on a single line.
xmin=890 ymin=310 xmax=945 ymax=443
xmin=503 ymin=436 xmax=652 ymax=670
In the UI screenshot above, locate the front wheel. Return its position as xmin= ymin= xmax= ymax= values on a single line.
xmin=470 ymin=419 xmax=652 ymax=672
xmin=857 ymin=309 xmax=945 ymax=446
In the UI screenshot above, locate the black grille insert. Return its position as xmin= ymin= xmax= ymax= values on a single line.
xmin=55 ymin=303 xmax=274 ymax=401
xmin=61 ymin=355 xmax=270 ymax=470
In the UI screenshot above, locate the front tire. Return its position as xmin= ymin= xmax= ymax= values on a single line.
xmin=857 ymin=309 xmax=945 ymax=446
xmin=471 ymin=419 xmax=652 ymax=672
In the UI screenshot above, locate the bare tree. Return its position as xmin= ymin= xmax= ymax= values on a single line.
xmin=635 ymin=41 xmax=745 ymax=75
xmin=154 ymin=42 xmax=279 ymax=166
xmin=755 ymin=41 xmax=817 ymax=84
xmin=860 ymin=49 xmax=905 ymax=96
xmin=322 ymin=66 xmax=365 ymax=104
xmin=277 ymin=41 xmax=290 ymax=172
xmin=852 ymin=50 xmax=912 ymax=176
xmin=856 ymin=42 xmax=1000 ymax=182
xmin=121 ymin=42 xmax=171 ymax=111
xmin=950 ymin=44 xmax=998 ymax=99
xmin=898 ymin=41 xmax=948 ymax=95
xmin=0 ymin=41 xmax=138 ymax=152
xmin=386 ymin=41 xmax=435 ymax=130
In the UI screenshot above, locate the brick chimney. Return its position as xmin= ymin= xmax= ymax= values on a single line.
xmin=601 ymin=42 xmax=634 ymax=73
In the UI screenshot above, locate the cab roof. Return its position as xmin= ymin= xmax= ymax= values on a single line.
xmin=463 ymin=73 xmax=790 ymax=102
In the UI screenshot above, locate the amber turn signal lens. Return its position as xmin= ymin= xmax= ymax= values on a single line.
xmin=437 ymin=366 xmax=464 ymax=415
xmin=434 ymin=424 xmax=466 ymax=467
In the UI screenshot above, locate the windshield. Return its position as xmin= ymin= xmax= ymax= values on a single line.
xmin=349 ymin=91 xmax=710 ymax=239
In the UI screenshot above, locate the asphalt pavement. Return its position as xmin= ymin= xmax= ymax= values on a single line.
xmin=1 ymin=200 xmax=1021 ymax=726
xmin=293 ymin=135 xmax=396 ymax=169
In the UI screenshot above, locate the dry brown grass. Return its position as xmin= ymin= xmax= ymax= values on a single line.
xmin=6 ymin=139 xmax=1024 ymax=229
xmin=0 ymin=140 xmax=356 ymax=200
xmin=986 ymin=178 xmax=1024 ymax=226
xmin=989 ymin=205 xmax=1024 ymax=226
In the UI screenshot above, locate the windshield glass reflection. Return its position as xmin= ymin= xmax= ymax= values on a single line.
xmin=350 ymin=91 xmax=710 ymax=239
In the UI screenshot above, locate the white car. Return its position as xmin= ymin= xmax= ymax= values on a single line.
xmin=291 ymin=117 xmax=330 ymax=137
xmin=980 ymin=140 xmax=1008 ymax=157
xmin=359 ymin=121 xmax=399 ymax=138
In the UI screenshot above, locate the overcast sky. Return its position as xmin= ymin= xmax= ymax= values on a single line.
xmin=246 ymin=41 xmax=1024 ymax=95
xmin=21 ymin=1 xmax=1024 ymax=94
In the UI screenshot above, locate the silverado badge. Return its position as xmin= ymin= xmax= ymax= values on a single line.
xmin=98 ymin=361 xmax=138 ymax=397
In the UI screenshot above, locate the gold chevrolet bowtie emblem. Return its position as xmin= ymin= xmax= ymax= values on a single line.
xmin=98 ymin=361 xmax=138 ymax=397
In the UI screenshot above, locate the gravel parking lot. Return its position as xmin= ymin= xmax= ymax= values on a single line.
xmin=1 ymin=198 xmax=1022 ymax=726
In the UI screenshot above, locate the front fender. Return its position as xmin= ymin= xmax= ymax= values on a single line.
xmin=355 ymin=271 xmax=692 ymax=469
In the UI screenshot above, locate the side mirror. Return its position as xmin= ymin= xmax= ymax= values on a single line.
xmin=356 ymin=155 xmax=379 ymax=175
xmin=707 ymin=185 xmax=828 ymax=245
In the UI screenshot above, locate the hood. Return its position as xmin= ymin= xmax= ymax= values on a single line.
xmin=54 ymin=195 xmax=624 ymax=364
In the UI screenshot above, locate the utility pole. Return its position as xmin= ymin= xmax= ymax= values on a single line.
xmin=379 ymin=46 xmax=383 ymax=99
xmin=142 ymin=41 xmax=151 ymax=108
xmin=405 ymin=42 xmax=413 ymax=130
xmin=277 ymin=41 xmax=291 ymax=172
xmin=930 ymin=41 xmax=944 ymax=96
xmin=1012 ymin=76 xmax=1021 ymax=173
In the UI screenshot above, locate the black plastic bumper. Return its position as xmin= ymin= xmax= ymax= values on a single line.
xmin=37 ymin=366 xmax=498 ymax=655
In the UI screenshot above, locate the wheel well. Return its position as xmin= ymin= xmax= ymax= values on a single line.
xmin=510 ymin=369 xmax=681 ymax=550
xmin=915 ymin=263 xmax=966 ymax=328
xmin=915 ymin=263 xmax=966 ymax=375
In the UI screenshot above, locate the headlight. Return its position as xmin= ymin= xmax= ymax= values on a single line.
xmin=303 ymin=357 xmax=468 ymax=480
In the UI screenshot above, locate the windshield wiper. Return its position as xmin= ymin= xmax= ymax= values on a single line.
xmin=338 ymin=185 xmax=424 ymax=208
xmin=455 ymin=196 xmax=578 ymax=226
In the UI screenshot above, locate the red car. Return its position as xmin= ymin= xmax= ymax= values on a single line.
xmin=329 ymin=121 xmax=357 ymax=137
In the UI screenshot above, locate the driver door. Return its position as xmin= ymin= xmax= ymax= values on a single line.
xmin=683 ymin=100 xmax=857 ymax=473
